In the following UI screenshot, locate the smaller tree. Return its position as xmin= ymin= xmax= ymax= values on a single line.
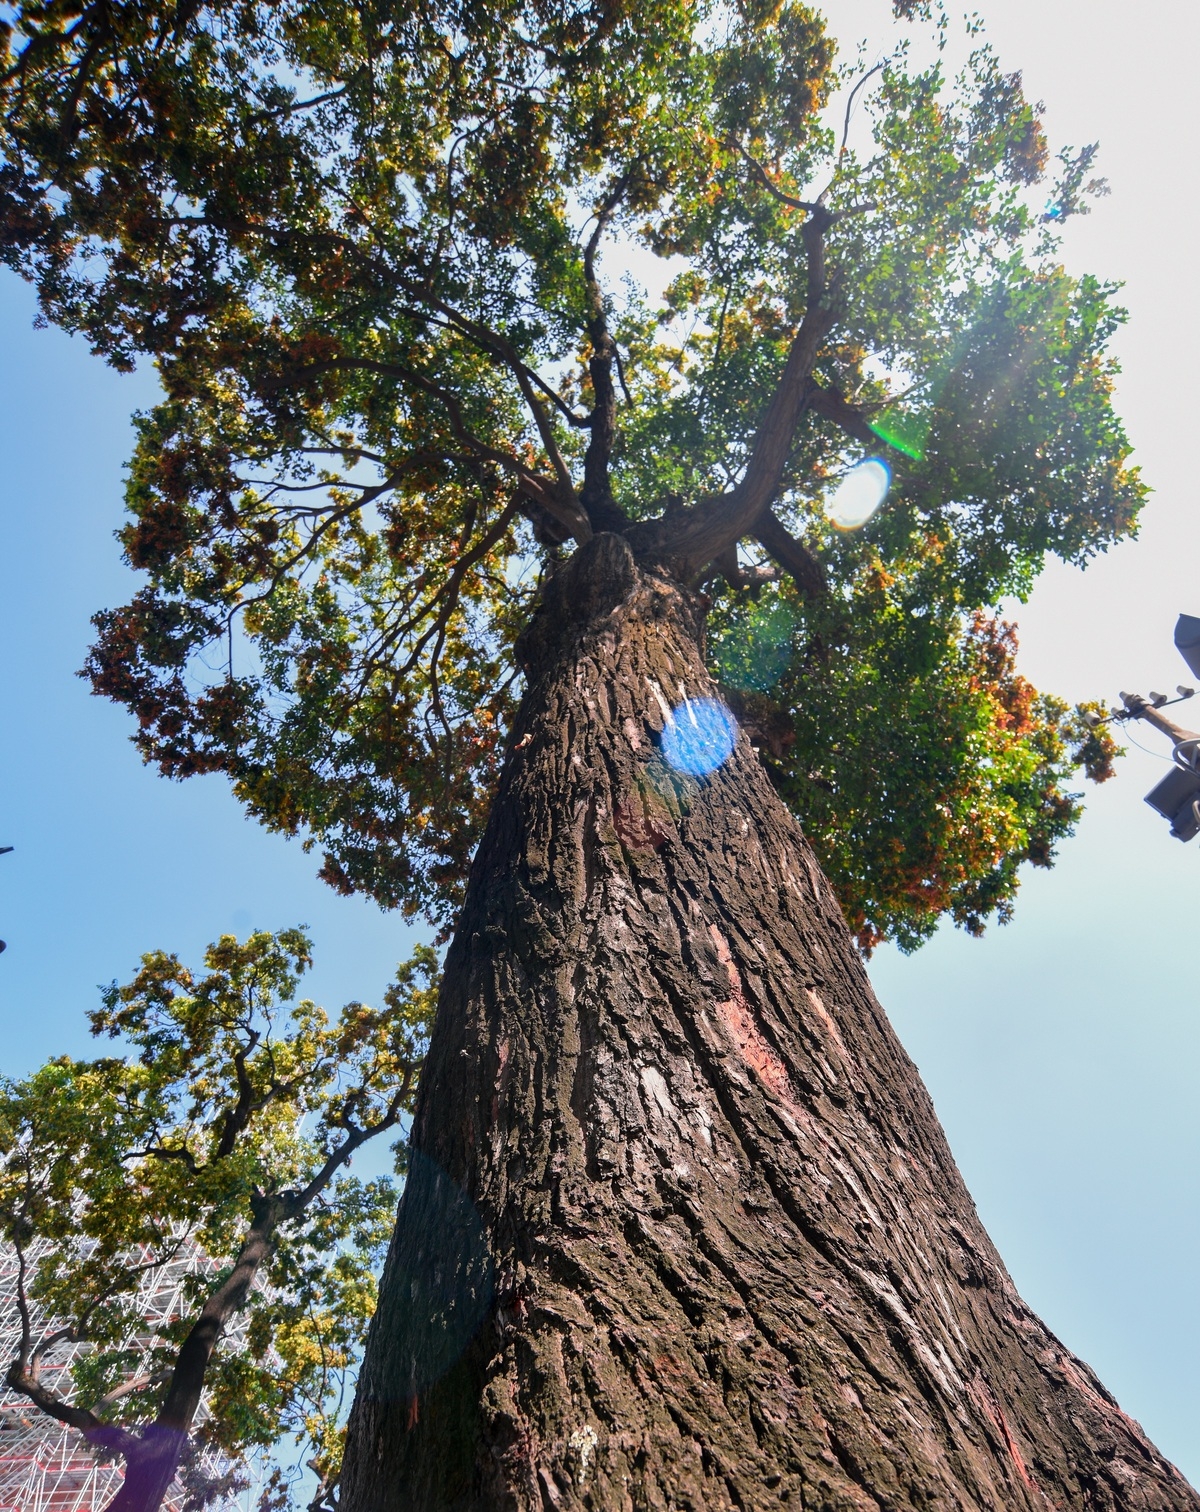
xmin=0 ymin=929 xmax=437 ymax=1512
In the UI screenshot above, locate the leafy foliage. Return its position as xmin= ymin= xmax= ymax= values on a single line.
xmin=0 ymin=930 xmax=437 ymax=1510
xmin=0 ymin=0 xmax=1136 ymax=944
xmin=716 ymin=590 xmax=1114 ymax=952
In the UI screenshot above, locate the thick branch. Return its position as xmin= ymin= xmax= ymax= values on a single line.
xmin=80 ymin=1091 xmax=413 ymax=1512
xmin=152 ymin=1079 xmax=414 ymax=1441
xmin=156 ymin=1214 xmax=277 ymax=1434
xmin=214 ymin=1030 xmax=261 ymax=1160
xmin=706 ymin=548 xmax=779 ymax=593
xmin=6 ymin=1363 xmax=102 ymax=1434
xmin=4 ymin=1362 xmax=143 ymax=1462
xmin=626 ymin=212 xmax=837 ymax=574
xmin=10 ymin=1232 xmax=34 ymax=1374
xmin=727 ymin=210 xmax=837 ymax=522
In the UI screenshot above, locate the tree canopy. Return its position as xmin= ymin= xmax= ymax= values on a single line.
xmin=0 ymin=0 xmax=1133 ymax=948
xmin=0 ymin=929 xmax=436 ymax=1511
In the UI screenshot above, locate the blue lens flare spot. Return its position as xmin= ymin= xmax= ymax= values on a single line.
xmin=825 ymin=456 xmax=891 ymax=531
xmin=661 ymin=698 xmax=737 ymax=777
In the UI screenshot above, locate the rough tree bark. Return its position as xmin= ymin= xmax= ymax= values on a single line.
xmin=340 ymin=534 xmax=1199 ymax=1511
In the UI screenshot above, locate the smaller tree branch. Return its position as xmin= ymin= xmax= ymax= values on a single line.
xmin=130 ymin=1142 xmax=200 ymax=1174
xmin=362 ymin=495 xmax=521 ymax=690
xmin=613 ymin=345 xmax=632 ymax=406
xmin=727 ymin=137 xmax=877 ymax=220
xmin=580 ymin=173 xmax=637 ymax=532
xmin=93 ymin=1369 xmax=170 ymax=1413
xmin=284 ymin=1072 xmax=415 ymax=1218
xmin=754 ymin=511 xmax=827 ymax=601
xmin=727 ymin=138 xmax=824 ymax=215
xmin=834 ymin=61 xmax=888 ymax=175
xmin=806 ymin=380 xmax=881 ymax=449
xmin=319 ymin=357 xmax=592 ymax=542
xmin=30 ymin=1324 xmax=80 ymax=1370
xmin=228 ymin=464 xmax=439 ymax=625
xmin=705 ymin=549 xmax=779 ymax=593
xmin=394 ymin=287 xmax=590 ymax=437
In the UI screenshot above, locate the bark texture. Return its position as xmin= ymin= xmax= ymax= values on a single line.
xmin=340 ymin=535 xmax=1198 ymax=1512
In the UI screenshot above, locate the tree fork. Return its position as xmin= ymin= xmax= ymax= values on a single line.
xmin=342 ymin=534 xmax=1195 ymax=1510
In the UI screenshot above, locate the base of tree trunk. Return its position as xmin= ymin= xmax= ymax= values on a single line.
xmin=340 ymin=536 xmax=1198 ymax=1511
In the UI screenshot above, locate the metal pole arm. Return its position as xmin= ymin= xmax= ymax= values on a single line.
xmin=1119 ymin=691 xmax=1200 ymax=753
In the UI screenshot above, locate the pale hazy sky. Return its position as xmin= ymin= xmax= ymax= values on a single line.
xmin=2 ymin=0 xmax=1198 ymax=1481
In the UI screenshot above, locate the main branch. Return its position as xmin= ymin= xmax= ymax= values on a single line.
xmin=627 ymin=210 xmax=838 ymax=577
xmin=580 ymin=176 xmax=636 ymax=534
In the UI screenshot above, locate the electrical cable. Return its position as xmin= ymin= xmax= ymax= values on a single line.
xmin=1120 ymin=724 xmax=1176 ymax=764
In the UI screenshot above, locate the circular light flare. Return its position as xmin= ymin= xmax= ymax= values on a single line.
xmin=661 ymin=698 xmax=737 ymax=778
xmin=825 ymin=457 xmax=891 ymax=531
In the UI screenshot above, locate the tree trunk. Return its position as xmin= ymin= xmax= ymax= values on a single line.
xmin=340 ymin=535 xmax=1198 ymax=1512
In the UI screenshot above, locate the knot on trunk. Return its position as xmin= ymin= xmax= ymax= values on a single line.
xmin=516 ymin=532 xmax=705 ymax=677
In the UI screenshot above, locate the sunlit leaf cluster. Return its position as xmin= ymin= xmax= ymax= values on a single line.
xmin=714 ymin=584 xmax=1117 ymax=951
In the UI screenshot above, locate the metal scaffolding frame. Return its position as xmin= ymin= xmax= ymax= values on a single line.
xmin=0 ymin=1232 xmax=263 ymax=1512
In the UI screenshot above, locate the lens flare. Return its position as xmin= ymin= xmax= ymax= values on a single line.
xmin=385 ymin=1150 xmax=494 ymax=1395
xmin=661 ymin=698 xmax=736 ymax=777
xmin=825 ymin=457 xmax=890 ymax=531
xmin=714 ymin=597 xmax=797 ymax=693
xmin=867 ymin=410 xmax=927 ymax=461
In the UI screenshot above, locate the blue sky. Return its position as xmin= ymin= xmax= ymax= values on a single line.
xmin=2 ymin=0 xmax=1199 ymax=1484
xmin=0 ymin=282 xmax=421 ymax=1067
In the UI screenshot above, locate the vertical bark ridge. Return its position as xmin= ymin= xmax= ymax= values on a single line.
xmin=341 ymin=534 xmax=1197 ymax=1512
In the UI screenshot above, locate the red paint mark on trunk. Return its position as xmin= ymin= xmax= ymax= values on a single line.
xmin=971 ymin=1376 xmax=1040 ymax=1498
xmin=708 ymin=925 xmax=796 ymax=1110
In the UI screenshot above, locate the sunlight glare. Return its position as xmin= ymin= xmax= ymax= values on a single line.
xmin=825 ymin=457 xmax=891 ymax=530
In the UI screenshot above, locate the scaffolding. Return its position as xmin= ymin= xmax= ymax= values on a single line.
xmin=0 ymin=1233 xmax=263 ymax=1512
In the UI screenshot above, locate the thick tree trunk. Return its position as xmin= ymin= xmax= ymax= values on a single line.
xmin=340 ymin=535 xmax=1197 ymax=1511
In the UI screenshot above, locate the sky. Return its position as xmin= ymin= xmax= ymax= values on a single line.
xmin=2 ymin=0 xmax=1199 ymax=1485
